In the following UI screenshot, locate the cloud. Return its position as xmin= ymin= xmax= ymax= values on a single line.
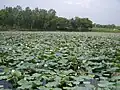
xmin=75 ymin=2 xmax=81 ymax=5
xmin=64 ymin=1 xmax=73 ymax=5
xmin=76 ymin=0 xmax=93 ymax=8
xmin=64 ymin=0 xmax=93 ymax=8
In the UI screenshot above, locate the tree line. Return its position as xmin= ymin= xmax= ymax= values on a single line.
xmin=93 ymin=23 xmax=120 ymax=29
xmin=0 ymin=6 xmax=93 ymax=31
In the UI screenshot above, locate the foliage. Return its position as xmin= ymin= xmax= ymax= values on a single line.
xmin=92 ymin=28 xmax=120 ymax=33
xmin=93 ymin=23 xmax=116 ymax=29
xmin=0 ymin=32 xmax=120 ymax=90
xmin=0 ymin=6 xmax=92 ymax=32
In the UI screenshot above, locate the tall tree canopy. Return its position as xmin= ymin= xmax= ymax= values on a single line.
xmin=0 ymin=6 xmax=93 ymax=31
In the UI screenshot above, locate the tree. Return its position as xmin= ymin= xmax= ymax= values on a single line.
xmin=56 ymin=17 xmax=69 ymax=31
xmin=0 ymin=6 xmax=93 ymax=31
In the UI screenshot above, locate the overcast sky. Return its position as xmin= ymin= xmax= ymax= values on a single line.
xmin=0 ymin=0 xmax=120 ymax=25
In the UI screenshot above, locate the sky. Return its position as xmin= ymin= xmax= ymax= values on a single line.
xmin=0 ymin=0 xmax=120 ymax=25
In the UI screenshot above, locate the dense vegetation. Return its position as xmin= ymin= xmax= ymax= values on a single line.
xmin=0 ymin=6 xmax=93 ymax=31
xmin=93 ymin=23 xmax=120 ymax=31
xmin=0 ymin=32 xmax=120 ymax=90
xmin=93 ymin=24 xmax=116 ymax=29
xmin=92 ymin=28 xmax=120 ymax=33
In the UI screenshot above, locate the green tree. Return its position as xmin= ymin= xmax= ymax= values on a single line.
xmin=0 ymin=6 xmax=93 ymax=31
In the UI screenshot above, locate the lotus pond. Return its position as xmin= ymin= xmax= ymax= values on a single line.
xmin=0 ymin=32 xmax=120 ymax=90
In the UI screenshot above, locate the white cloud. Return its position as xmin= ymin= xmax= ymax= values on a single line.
xmin=64 ymin=0 xmax=93 ymax=8
xmin=75 ymin=2 xmax=81 ymax=5
xmin=76 ymin=0 xmax=93 ymax=8
xmin=64 ymin=1 xmax=73 ymax=5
